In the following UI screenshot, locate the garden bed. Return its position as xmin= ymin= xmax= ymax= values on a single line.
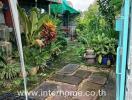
xmin=0 ymin=39 xmax=115 ymax=95
xmin=0 ymin=2 xmax=118 ymax=98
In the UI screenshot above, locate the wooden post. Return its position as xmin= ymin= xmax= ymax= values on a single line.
xmin=49 ymin=1 xmax=52 ymax=15
xmin=35 ymin=0 xmax=37 ymax=7
xmin=49 ymin=4 xmax=50 ymax=15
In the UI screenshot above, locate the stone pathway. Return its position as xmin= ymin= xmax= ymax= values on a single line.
xmin=99 ymin=69 xmax=116 ymax=100
xmin=32 ymin=64 xmax=111 ymax=100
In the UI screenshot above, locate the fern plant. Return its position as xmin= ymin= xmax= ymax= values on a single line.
xmin=0 ymin=64 xmax=20 ymax=80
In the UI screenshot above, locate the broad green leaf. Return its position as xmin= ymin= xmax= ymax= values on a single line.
xmin=107 ymin=59 xmax=111 ymax=66
xmin=98 ymin=55 xmax=102 ymax=64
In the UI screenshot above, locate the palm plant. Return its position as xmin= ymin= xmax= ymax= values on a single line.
xmin=18 ymin=6 xmax=51 ymax=46
xmin=18 ymin=6 xmax=60 ymax=47
xmin=18 ymin=6 xmax=38 ymax=46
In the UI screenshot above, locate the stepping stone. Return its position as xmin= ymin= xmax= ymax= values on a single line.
xmin=92 ymin=72 xmax=108 ymax=77
xmin=57 ymin=64 xmax=80 ymax=75
xmin=46 ymin=96 xmax=66 ymax=100
xmin=46 ymin=96 xmax=72 ymax=100
xmin=50 ymin=74 xmax=82 ymax=85
xmin=72 ymin=80 xmax=100 ymax=100
xmin=78 ymin=81 xmax=102 ymax=92
xmin=88 ymin=72 xmax=107 ymax=85
xmin=46 ymin=83 xmax=77 ymax=100
xmin=72 ymin=95 xmax=98 ymax=100
xmin=73 ymin=70 xmax=92 ymax=79
xmin=33 ymin=82 xmax=58 ymax=99
xmin=57 ymin=83 xmax=77 ymax=92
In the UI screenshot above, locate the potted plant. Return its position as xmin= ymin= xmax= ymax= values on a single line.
xmin=102 ymin=39 xmax=117 ymax=65
xmin=91 ymin=33 xmax=117 ymax=65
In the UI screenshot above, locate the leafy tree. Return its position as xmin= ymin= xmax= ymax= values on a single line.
xmin=111 ymin=0 xmax=123 ymax=15
xmin=97 ymin=0 xmax=115 ymax=28
xmin=97 ymin=0 xmax=123 ymax=28
xmin=76 ymin=4 xmax=108 ymax=47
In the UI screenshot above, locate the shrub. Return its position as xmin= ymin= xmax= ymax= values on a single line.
xmin=91 ymin=33 xmax=117 ymax=64
xmin=0 ymin=64 xmax=20 ymax=80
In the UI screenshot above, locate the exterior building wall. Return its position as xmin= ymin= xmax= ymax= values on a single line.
xmin=0 ymin=0 xmax=13 ymax=27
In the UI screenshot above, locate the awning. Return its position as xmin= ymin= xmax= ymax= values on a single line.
xmin=50 ymin=0 xmax=79 ymax=14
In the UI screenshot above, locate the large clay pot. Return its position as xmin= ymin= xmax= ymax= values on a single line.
xmin=102 ymin=55 xmax=113 ymax=65
xmin=84 ymin=49 xmax=96 ymax=64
